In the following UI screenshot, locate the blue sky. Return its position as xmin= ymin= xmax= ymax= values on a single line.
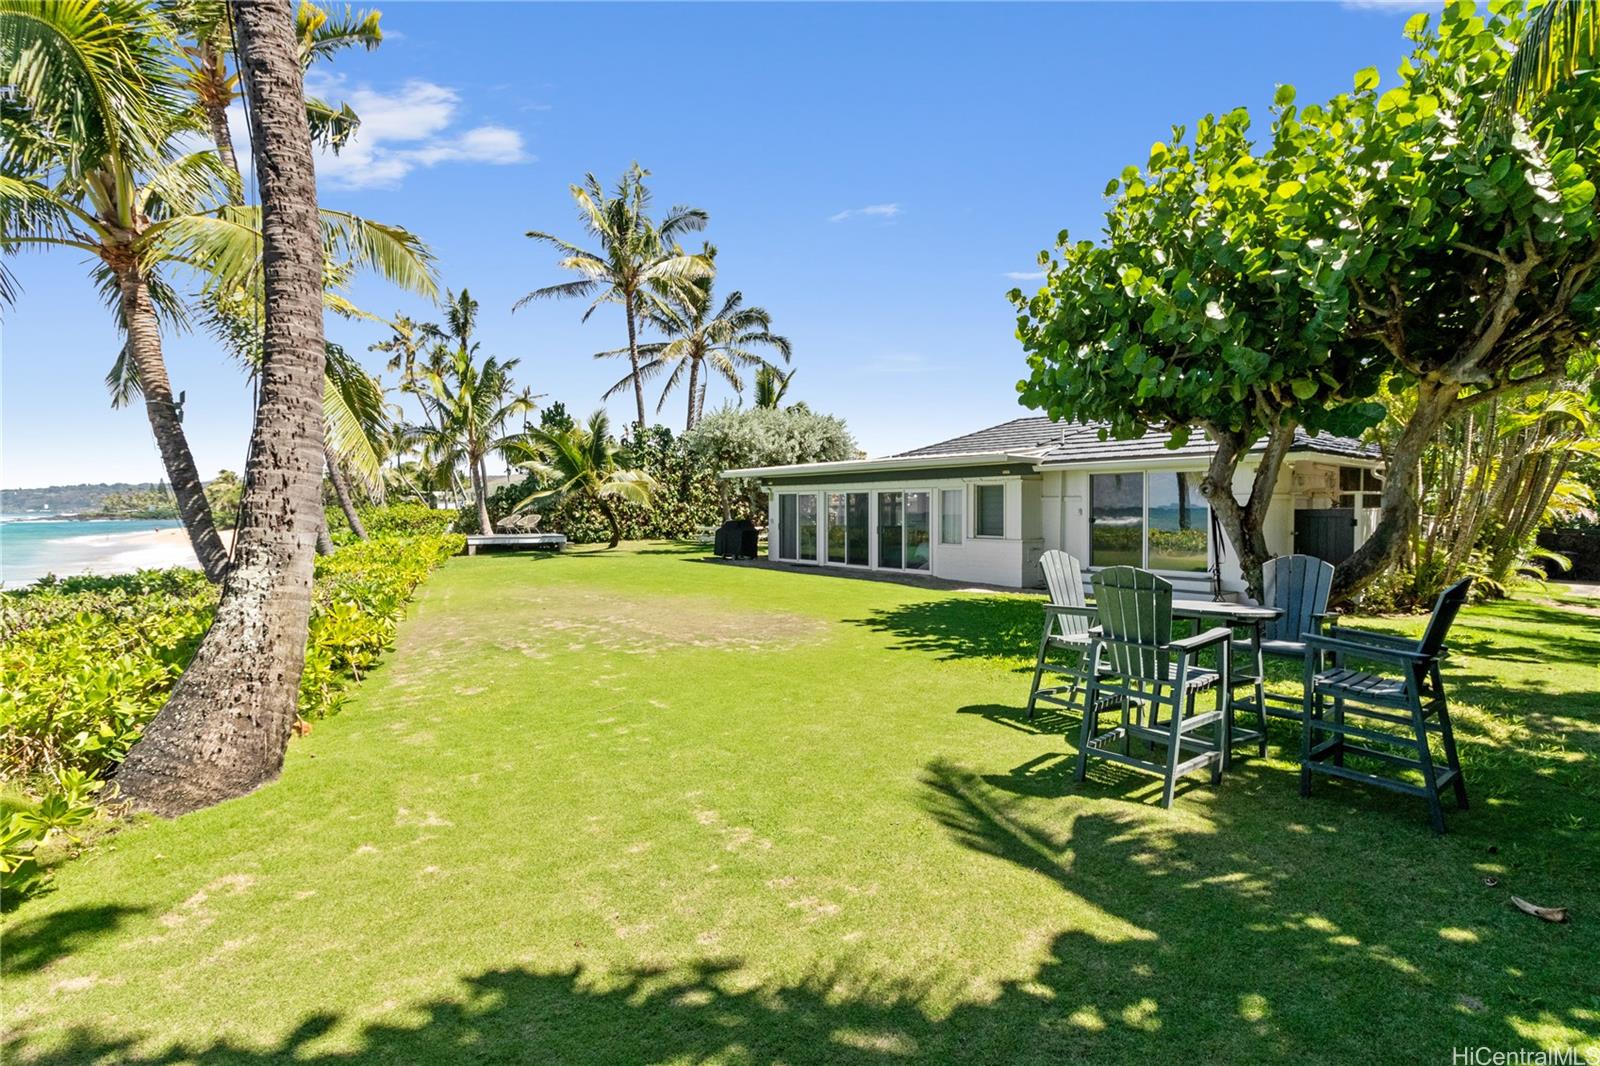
xmin=1 ymin=1 xmax=1420 ymax=489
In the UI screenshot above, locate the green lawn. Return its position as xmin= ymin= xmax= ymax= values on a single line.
xmin=5 ymin=544 xmax=1597 ymax=1064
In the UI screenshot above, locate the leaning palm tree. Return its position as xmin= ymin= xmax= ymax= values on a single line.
xmin=116 ymin=0 xmax=332 ymax=815
xmin=600 ymin=244 xmax=792 ymax=431
xmin=1 ymin=1 xmax=434 ymax=581
xmin=414 ymin=290 xmax=537 ymax=534
xmin=515 ymin=163 xmax=710 ymax=429
xmin=509 ymin=410 xmax=657 ymax=549
xmin=1498 ymin=0 xmax=1598 ymax=114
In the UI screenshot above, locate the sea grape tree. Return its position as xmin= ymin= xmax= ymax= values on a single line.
xmin=1013 ymin=0 xmax=1600 ymax=600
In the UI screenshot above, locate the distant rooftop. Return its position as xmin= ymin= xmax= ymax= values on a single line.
xmin=893 ymin=416 xmax=1378 ymax=465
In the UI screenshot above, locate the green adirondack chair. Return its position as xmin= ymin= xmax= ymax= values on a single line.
xmin=1075 ymin=566 xmax=1233 ymax=808
xmin=1299 ymin=578 xmax=1472 ymax=834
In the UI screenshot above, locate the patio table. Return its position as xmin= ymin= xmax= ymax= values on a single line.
xmin=1051 ymin=597 xmax=1283 ymax=768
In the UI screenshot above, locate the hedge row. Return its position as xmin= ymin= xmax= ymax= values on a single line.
xmin=0 ymin=511 xmax=463 ymax=785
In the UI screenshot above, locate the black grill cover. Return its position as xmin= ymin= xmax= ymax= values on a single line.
xmin=714 ymin=519 xmax=759 ymax=559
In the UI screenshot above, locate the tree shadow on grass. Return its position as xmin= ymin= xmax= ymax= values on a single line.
xmin=0 ymin=904 xmax=149 ymax=976
xmin=848 ymin=595 xmax=1044 ymax=667
xmin=14 ymin=767 xmax=1595 ymax=1065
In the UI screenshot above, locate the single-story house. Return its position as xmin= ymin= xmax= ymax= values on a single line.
xmin=721 ymin=416 xmax=1383 ymax=598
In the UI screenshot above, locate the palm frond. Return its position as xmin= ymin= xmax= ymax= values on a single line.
xmin=1497 ymin=0 xmax=1600 ymax=115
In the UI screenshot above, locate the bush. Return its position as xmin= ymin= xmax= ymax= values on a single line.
xmin=0 ymin=513 xmax=463 ymax=788
xmin=359 ymin=503 xmax=460 ymax=538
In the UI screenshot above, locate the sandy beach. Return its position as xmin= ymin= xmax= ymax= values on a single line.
xmin=1 ymin=522 xmax=236 ymax=588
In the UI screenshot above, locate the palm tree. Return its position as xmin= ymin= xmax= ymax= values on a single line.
xmin=754 ymin=365 xmax=797 ymax=409
xmin=600 ymin=244 xmax=792 ymax=431
xmin=515 ymin=163 xmax=710 ymax=429
xmin=1 ymin=1 xmax=434 ymax=580
xmin=509 ymin=410 xmax=657 ymax=548
xmin=115 ymin=0 xmax=332 ymax=815
xmin=1499 ymin=0 xmax=1598 ymax=114
xmin=414 ymin=290 xmax=537 ymax=534
xmin=161 ymin=0 xmax=380 ymax=171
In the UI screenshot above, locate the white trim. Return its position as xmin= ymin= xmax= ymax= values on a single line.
xmin=722 ymin=451 xmax=1043 ymax=480
xmin=969 ymin=480 xmax=1007 ymax=539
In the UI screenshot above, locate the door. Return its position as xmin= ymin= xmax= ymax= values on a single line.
xmin=1294 ymin=508 xmax=1356 ymax=564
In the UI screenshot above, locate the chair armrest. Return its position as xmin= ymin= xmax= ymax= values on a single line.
xmin=1044 ymin=604 xmax=1098 ymax=622
xmin=1170 ymin=626 xmax=1232 ymax=654
xmin=1326 ymin=624 xmax=1417 ymax=649
xmin=1304 ymin=633 xmax=1431 ymax=665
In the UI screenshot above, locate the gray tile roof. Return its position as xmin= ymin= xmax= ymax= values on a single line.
xmin=893 ymin=416 xmax=1378 ymax=464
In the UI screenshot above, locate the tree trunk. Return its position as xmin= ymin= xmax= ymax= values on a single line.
xmin=117 ymin=270 xmax=232 ymax=584
xmin=1198 ymin=422 xmax=1294 ymax=602
xmin=1332 ymin=379 xmax=1458 ymax=603
xmin=625 ymin=293 xmax=647 ymax=430
xmin=200 ymin=40 xmax=242 ymax=180
xmin=470 ymin=455 xmax=492 ymax=535
xmin=316 ymin=510 xmax=334 ymax=555
xmin=325 ymin=446 xmax=368 ymax=539
xmin=116 ymin=0 xmax=328 ymax=817
xmin=684 ymin=356 xmax=700 ymax=432
xmin=597 ymin=493 xmax=622 ymax=548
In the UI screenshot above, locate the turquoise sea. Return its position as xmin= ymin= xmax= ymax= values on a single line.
xmin=0 ymin=518 xmax=185 ymax=588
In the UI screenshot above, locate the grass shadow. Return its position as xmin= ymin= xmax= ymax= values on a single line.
xmin=1 ymin=903 xmax=149 ymax=977
xmin=848 ymin=595 xmax=1044 ymax=667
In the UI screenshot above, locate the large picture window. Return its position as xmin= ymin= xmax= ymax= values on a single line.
xmin=1090 ymin=472 xmax=1209 ymax=572
xmin=974 ymin=484 xmax=1005 ymax=537
xmin=1146 ymin=472 xmax=1209 ymax=572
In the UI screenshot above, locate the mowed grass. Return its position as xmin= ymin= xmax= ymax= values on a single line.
xmin=4 ymin=544 xmax=1598 ymax=1065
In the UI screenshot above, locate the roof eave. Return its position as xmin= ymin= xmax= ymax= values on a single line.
xmin=720 ymin=451 xmax=1043 ymax=480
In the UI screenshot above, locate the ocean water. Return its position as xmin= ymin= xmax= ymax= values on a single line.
xmin=0 ymin=518 xmax=186 ymax=588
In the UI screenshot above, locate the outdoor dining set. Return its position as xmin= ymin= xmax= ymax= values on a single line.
xmin=1025 ymin=550 xmax=1473 ymax=833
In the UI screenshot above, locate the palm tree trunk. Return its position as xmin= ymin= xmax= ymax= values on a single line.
xmin=625 ymin=294 xmax=647 ymax=430
xmin=316 ymin=510 xmax=334 ymax=555
xmin=470 ymin=455 xmax=492 ymax=535
xmin=325 ymin=446 xmax=368 ymax=539
xmin=116 ymin=0 xmax=328 ymax=817
xmin=116 ymin=269 xmax=231 ymax=584
xmin=684 ymin=357 xmax=700 ymax=432
xmin=597 ymin=493 xmax=622 ymax=548
xmin=200 ymin=40 xmax=242 ymax=180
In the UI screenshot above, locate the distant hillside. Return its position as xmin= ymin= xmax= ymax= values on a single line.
xmin=1 ymin=482 xmax=171 ymax=515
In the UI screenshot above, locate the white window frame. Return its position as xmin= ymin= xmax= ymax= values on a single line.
xmin=971 ymin=481 xmax=1007 ymax=539
xmin=775 ymin=490 xmax=821 ymax=564
xmin=1087 ymin=469 xmax=1212 ymax=575
xmin=939 ymin=488 xmax=964 ymax=545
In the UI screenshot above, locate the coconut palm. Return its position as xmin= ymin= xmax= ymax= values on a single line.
xmin=115 ymin=0 xmax=332 ymax=815
xmin=1499 ymin=0 xmax=1598 ymax=113
xmin=516 ymin=163 xmax=710 ymax=429
xmin=160 ymin=0 xmax=380 ymax=172
xmin=754 ymin=365 xmax=798 ymax=409
xmin=600 ymin=244 xmax=792 ymax=431
xmin=413 ymin=290 xmax=537 ymax=534
xmin=509 ymin=410 xmax=657 ymax=549
xmin=0 ymin=1 xmax=434 ymax=580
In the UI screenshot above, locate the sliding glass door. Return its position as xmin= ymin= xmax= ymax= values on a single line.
xmin=776 ymin=492 xmax=819 ymax=562
xmin=876 ymin=490 xmax=930 ymax=571
xmin=827 ymin=492 xmax=869 ymax=566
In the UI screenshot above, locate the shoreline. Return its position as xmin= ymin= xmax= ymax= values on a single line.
xmin=2 ymin=525 xmax=236 ymax=589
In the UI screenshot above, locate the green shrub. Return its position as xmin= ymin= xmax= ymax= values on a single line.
xmin=359 ymin=503 xmax=460 ymax=538
xmin=0 ymin=522 xmax=463 ymax=788
xmin=1 ymin=769 xmax=105 ymax=906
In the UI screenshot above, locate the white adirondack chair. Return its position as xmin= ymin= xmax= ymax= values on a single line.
xmin=1026 ymin=551 xmax=1095 ymax=720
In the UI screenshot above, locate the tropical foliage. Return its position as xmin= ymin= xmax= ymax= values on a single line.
xmin=600 ymin=244 xmax=792 ymax=430
xmin=509 ymin=410 xmax=658 ymax=547
xmin=517 ymin=163 xmax=711 ymax=429
xmin=1012 ymin=0 xmax=1600 ymax=601
xmin=0 ymin=516 xmax=464 ymax=791
xmin=682 ymin=404 xmax=858 ymax=519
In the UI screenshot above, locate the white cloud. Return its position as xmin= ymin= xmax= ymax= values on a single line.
xmin=829 ymin=202 xmax=901 ymax=223
xmin=1003 ymin=270 xmax=1046 ymax=281
xmin=299 ymin=75 xmax=529 ymax=190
